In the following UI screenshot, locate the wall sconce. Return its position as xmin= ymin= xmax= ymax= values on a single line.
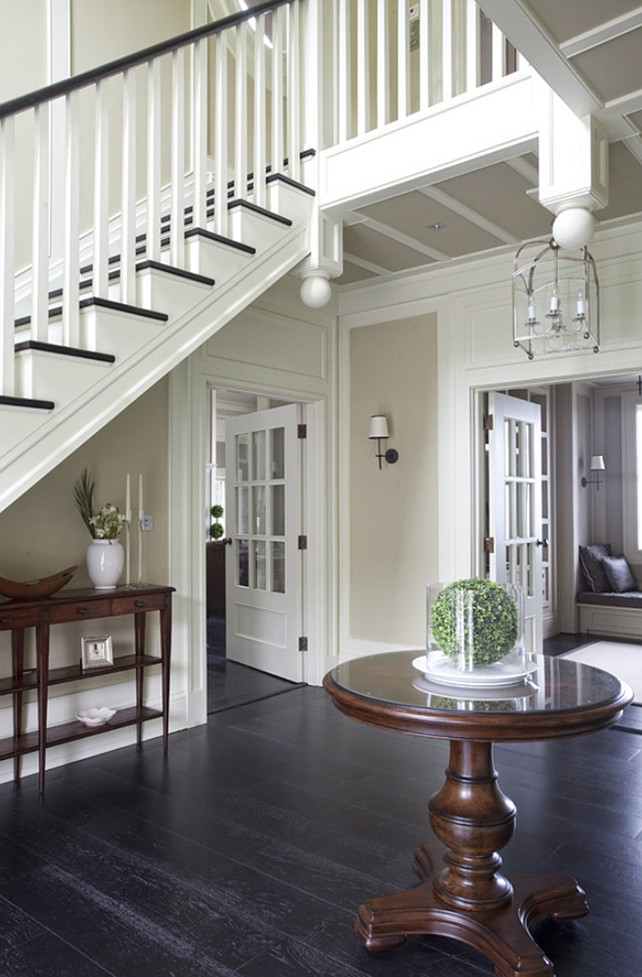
xmin=581 ymin=455 xmax=605 ymax=490
xmin=369 ymin=414 xmax=399 ymax=470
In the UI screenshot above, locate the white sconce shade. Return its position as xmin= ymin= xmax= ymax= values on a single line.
xmin=368 ymin=414 xmax=398 ymax=469
xmin=582 ymin=454 xmax=605 ymax=488
xmin=369 ymin=414 xmax=389 ymax=439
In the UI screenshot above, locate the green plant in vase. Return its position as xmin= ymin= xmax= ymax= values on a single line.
xmin=430 ymin=578 xmax=519 ymax=667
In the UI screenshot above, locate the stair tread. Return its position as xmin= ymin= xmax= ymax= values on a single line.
xmin=0 ymin=394 xmax=55 ymax=411
xmin=14 ymin=341 xmax=115 ymax=364
xmin=184 ymin=227 xmax=256 ymax=255
xmin=79 ymin=296 xmax=169 ymax=322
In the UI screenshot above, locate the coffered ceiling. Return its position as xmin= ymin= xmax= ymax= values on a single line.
xmin=334 ymin=0 xmax=642 ymax=289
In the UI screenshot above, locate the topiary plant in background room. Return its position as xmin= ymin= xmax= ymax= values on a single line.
xmin=430 ymin=578 xmax=519 ymax=666
xmin=208 ymin=504 xmax=224 ymax=539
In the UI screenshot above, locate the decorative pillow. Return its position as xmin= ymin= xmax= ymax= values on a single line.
xmin=578 ymin=543 xmax=612 ymax=592
xmin=601 ymin=554 xmax=638 ymax=593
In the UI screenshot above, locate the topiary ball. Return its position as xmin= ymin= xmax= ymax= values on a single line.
xmin=209 ymin=523 xmax=224 ymax=539
xmin=430 ymin=578 xmax=519 ymax=666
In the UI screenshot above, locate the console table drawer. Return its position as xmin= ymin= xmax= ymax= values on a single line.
xmin=47 ymin=598 xmax=113 ymax=623
xmin=111 ymin=594 xmax=168 ymax=615
xmin=0 ymin=606 xmax=40 ymax=629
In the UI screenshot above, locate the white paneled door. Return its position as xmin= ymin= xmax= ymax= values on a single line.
xmin=225 ymin=404 xmax=304 ymax=682
xmin=487 ymin=392 xmax=543 ymax=652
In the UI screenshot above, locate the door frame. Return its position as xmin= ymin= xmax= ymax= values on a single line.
xmin=169 ymin=358 xmax=329 ymax=729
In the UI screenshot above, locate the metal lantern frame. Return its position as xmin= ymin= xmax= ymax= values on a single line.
xmin=513 ymin=238 xmax=599 ymax=360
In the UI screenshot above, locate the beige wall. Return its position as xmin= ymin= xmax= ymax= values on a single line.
xmin=0 ymin=378 xmax=169 ymax=587
xmin=70 ymin=0 xmax=191 ymax=71
xmin=349 ymin=313 xmax=439 ymax=646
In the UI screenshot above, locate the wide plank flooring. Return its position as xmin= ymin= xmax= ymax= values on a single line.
xmin=0 ymin=683 xmax=641 ymax=976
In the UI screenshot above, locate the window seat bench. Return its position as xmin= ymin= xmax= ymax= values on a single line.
xmin=577 ymin=590 xmax=642 ymax=639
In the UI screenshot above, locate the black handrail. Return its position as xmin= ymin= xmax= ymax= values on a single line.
xmin=0 ymin=0 xmax=294 ymax=120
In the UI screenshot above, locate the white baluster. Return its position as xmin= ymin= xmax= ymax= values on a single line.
xmin=338 ymin=0 xmax=350 ymax=143
xmin=62 ymin=90 xmax=79 ymax=348
xmin=214 ymin=33 xmax=228 ymax=235
xmin=492 ymin=22 xmax=505 ymax=82
xmin=465 ymin=0 xmax=480 ymax=91
xmin=171 ymin=47 xmax=186 ymax=268
xmin=287 ymin=1 xmax=301 ymax=183
xmin=271 ymin=7 xmax=284 ymax=175
xmin=146 ymin=58 xmax=161 ymax=263
xmin=0 ymin=115 xmax=15 ymax=396
xmin=121 ymin=68 xmax=137 ymax=305
xmin=93 ymin=79 xmax=110 ymax=299
xmin=376 ymin=0 xmax=391 ymax=128
xmin=419 ymin=0 xmax=430 ymax=111
xmin=253 ymin=12 xmax=266 ymax=206
xmin=235 ymin=23 xmax=248 ymax=204
xmin=357 ymin=0 xmax=370 ymax=136
xmin=442 ymin=0 xmax=453 ymax=102
xmin=32 ymin=102 xmax=50 ymax=342
xmin=397 ymin=0 xmax=410 ymax=120
xmin=192 ymin=37 xmax=208 ymax=229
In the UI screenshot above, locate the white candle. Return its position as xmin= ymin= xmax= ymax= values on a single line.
xmin=576 ymin=290 xmax=585 ymax=316
xmin=528 ymin=302 xmax=536 ymax=321
xmin=549 ymin=289 xmax=558 ymax=313
xmin=125 ymin=473 xmax=131 ymax=523
xmin=138 ymin=474 xmax=144 ymax=520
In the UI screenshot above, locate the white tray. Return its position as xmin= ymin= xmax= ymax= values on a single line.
xmin=412 ymin=654 xmax=538 ymax=688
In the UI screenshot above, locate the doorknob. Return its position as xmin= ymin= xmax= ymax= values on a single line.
xmin=221 ymin=537 xmax=233 ymax=546
xmin=536 ymin=538 xmax=549 ymax=547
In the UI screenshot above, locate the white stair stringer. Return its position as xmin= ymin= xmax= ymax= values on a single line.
xmin=0 ymin=209 xmax=312 ymax=515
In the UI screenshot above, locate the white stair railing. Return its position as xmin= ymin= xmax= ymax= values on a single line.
xmin=0 ymin=0 xmax=303 ymax=400
xmin=327 ymin=0 xmax=521 ymax=145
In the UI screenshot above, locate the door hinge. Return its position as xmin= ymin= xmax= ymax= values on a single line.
xmin=299 ymin=636 xmax=308 ymax=652
xmin=298 ymin=535 xmax=307 ymax=550
xmin=298 ymin=424 xmax=307 ymax=439
xmin=484 ymin=536 xmax=495 ymax=553
xmin=483 ymin=414 xmax=494 ymax=430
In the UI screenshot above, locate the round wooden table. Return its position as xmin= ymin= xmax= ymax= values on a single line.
xmin=323 ymin=651 xmax=632 ymax=977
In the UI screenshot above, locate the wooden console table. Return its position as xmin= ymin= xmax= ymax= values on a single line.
xmin=324 ymin=651 xmax=632 ymax=977
xmin=0 ymin=584 xmax=173 ymax=794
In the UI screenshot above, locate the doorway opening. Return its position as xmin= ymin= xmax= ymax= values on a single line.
xmin=478 ymin=371 xmax=641 ymax=648
xmin=205 ymin=387 xmax=306 ymax=713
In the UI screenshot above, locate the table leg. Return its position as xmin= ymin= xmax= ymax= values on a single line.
xmin=355 ymin=740 xmax=588 ymax=976
xmin=36 ymin=623 xmax=49 ymax=796
xmin=134 ymin=612 xmax=146 ymax=749
xmin=11 ymin=629 xmax=25 ymax=784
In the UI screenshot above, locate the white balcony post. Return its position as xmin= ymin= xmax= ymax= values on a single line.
xmin=192 ymin=37 xmax=208 ymax=229
xmin=338 ymin=0 xmax=351 ymax=143
xmin=419 ymin=0 xmax=430 ymax=113
xmin=271 ymin=6 xmax=285 ymax=174
xmin=397 ymin=0 xmax=410 ymax=121
xmin=0 ymin=115 xmax=16 ymax=395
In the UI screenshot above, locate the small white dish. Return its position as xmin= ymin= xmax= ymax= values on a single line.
xmin=412 ymin=654 xmax=538 ymax=688
xmin=76 ymin=707 xmax=117 ymax=727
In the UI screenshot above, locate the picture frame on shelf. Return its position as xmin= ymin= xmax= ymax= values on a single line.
xmin=81 ymin=635 xmax=114 ymax=670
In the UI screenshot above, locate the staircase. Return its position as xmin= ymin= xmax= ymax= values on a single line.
xmin=0 ymin=0 xmax=314 ymax=513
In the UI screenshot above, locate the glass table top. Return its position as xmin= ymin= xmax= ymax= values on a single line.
xmin=328 ymin=651 xmax=628 ymax=716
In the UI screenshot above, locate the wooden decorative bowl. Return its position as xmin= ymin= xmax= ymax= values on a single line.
xmin=0 ymin=565 xmax=78 ymax=600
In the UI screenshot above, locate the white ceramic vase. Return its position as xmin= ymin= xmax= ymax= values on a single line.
xmin=86 ymin=539 xmax=124 ymax=589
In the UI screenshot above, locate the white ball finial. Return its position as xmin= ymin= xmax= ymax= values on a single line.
xmin=300 ymin=274 xmax=332 ymax=309
xmin=552 ymin=208 xmax=596 ymax=250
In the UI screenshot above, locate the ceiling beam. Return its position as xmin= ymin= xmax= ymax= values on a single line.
xmin=352 ymin=212 xmax=450 ymax=262
xmin=418 ymin=187 xmax=520 ymax=245
xmin=476 ymin=0 xmax=603 ymax=117
xmin=561 ymin=8 xmax=642 ymax=58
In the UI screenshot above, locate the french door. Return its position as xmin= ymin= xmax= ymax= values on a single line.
xmin=487 ymin=392 xmax=543 ymax=652
xmin=225 ymin=403 xmax=304 ymax=682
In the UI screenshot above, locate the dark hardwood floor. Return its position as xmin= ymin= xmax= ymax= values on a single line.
xmin=0 ymin=638 xmax=641 ymax=976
